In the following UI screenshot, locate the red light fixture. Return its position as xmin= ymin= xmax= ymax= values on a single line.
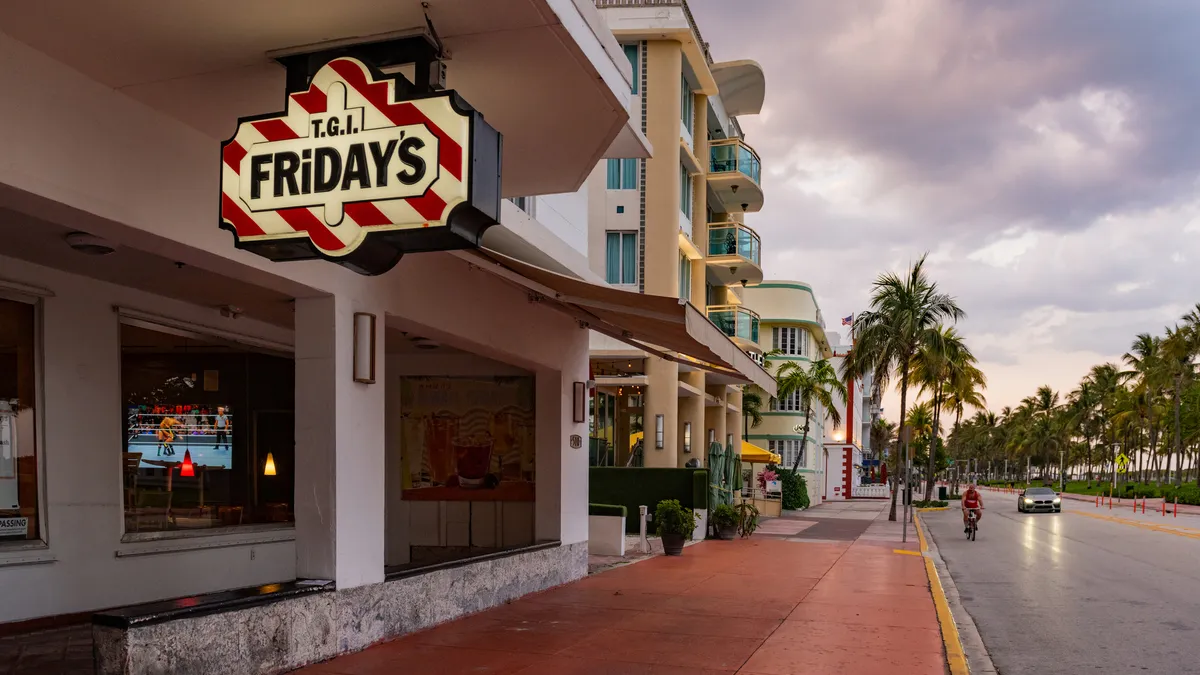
xmin=180 ymin=450 xmax=195 ymax=477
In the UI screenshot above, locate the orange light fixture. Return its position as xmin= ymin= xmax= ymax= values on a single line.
xmin=263 ymin=452 xmax=277 ymax=476
xmin=180 ymin=450 xmax=195 ymax=477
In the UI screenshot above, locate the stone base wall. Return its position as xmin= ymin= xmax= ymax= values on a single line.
xmin=95 ymin=542 xmax=587 ymax=675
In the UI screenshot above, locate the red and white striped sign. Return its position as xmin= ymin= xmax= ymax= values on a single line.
xmin=220 ymin=57 xmax=471 ymax=261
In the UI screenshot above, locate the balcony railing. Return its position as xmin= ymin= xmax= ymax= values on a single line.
xmin=707 ymin=222 xmax=760 ymax=266
xmin=709 ymin=138 xmax=761 ymax=185
xmin=708 ymin=305 xmax=760 ymax=343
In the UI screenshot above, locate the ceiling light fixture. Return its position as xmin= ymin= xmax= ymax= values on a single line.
xmin=64 ymin=232 xmax=116 ymax=256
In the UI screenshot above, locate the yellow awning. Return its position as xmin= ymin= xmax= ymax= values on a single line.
xmin=741 ymin=442 xmax=780 ymax=464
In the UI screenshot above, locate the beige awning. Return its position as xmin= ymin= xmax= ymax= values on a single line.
xmin=461 ymin=250 xmax=776 ymax=395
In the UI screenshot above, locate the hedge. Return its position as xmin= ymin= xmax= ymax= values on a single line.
xmin=588 ymin=503 xmax=627 ymax=518
xmin=589 ymin=468 xmax=708 ymax=533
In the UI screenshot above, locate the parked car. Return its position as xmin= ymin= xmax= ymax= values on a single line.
xmin=1018 ymin=486 xmax=1062 ymax=513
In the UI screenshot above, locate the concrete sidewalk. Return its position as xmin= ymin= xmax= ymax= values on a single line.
xmin=296 ymin=501 xmax=948 ymax=675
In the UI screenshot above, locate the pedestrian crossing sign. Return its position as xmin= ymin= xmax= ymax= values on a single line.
xmin=1115 ymin=453 xmax=1131 ymax=473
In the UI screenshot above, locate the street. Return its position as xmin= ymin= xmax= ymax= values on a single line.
xmin=924 ymin=494 xmax=1200 ymax=674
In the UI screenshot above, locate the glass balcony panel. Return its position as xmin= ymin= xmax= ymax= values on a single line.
xmin=709 ymin=140 xmax=762 ymax=185
xmin=707 ymin=224 xmax=761 ymax=266
xmin=707 ymin=305 xmax=762 ymax=343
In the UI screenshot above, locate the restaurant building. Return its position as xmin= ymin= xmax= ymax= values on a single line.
xmin=0 ymin=2 xmax=771 ymax=672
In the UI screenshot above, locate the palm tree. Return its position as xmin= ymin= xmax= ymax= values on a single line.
xmin=1162 ymin=325 xmax=1197 ymax=486
xmin=910 ymin=325 xmax=982 ymax=500
xmin=776 ymin=359 xmax=847 ymax=473
xmin=842 ymin=254 xmax=965 ymax=520
xmin=742 ymin=390 xmax=764 ymax=440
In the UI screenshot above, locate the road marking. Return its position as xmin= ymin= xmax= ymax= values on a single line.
xmin=914 ymin=512 xmax=969 ymax=675
xmin=1071 ymin=510 xmax=1200 ymax=540
xmin=893 ymin=549 xmax=922 ymax=556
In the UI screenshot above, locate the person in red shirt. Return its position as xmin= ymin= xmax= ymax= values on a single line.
xmin=962 ymin=483 xmax=984 ymax=532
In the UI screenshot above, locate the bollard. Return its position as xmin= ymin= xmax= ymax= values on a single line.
xmin=638 ymin=505 xmax=649 ymax=553
xmin=1095 ymin=495 xmax=1099 ymax=508
xmin=1175 ymin=498 xmax=1178 ymax=518
xmin=1142 ymin=499 xmax=1146 ymax=514
xmin=1108 ymin=496 xmax=1112 ymax=510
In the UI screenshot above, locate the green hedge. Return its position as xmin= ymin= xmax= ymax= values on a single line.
xmin=588 ymin=503 xmax=627 ymax=518
xmin=765 ymin=463 xmax=809 ymax=510
xmin=590 ymin=468 xmax=708 ymax=533
xmin=913 ymin=500 xmax=949 ymax=508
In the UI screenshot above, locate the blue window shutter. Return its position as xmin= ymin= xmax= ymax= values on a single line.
xmin=606 ymin=159 xmax=620 ymax=189
xmin=624 ymin=44 xmax=639 ymax=94
xmin=606 ymin=233 xmax=621 ymax=283
xmin=622 ymin=158 xmax=637 ymax=189
xmin=621 ymin=233 xmax=637 ymax=284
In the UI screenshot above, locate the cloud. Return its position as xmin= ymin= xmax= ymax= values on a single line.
xmin=687 ymin=0 xmax=1200 ymax=411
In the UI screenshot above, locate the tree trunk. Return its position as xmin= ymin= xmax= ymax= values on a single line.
xmin=1173 ymin=378 xmax=1183 ymax=487
xmin=924 ymin=383 xmax=942 ymax=502
xmin=889 ymin=365 xmax=911 ymax=522
xmin=792 ymin=403 xmax=811 ymax=474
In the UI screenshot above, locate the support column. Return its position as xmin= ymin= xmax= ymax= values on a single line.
xmin=678 ymin=371 xmax=705 ymax=467
xmin=294 ymin=296 xmax=385 ymax=588
xmin=535 ymin=329 xmax=589 ymax=546
xmin=705 ymin=384 xmax=728 ymax=459
xmin=644 ymin=356 xmax=679 ymax=467
xmin=726 ymin=387 xmax=743 ymax=456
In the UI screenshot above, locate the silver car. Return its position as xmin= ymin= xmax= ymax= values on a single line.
xmin=1018 ymin=486 xmax=1062 ymax=513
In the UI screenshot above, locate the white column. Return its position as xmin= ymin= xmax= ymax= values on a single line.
xmin=535 ymin=331 xmax=589 ymax=545
xmin=294 ymin=295 xmax=385 ymax=588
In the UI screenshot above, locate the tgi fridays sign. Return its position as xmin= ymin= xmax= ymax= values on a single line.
xmin=220 ymin=57 xmax=501 ymax=275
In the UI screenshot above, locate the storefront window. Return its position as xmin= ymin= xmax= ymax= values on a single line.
xmin=0 ymin=298 xmax=40 ymax=543
xmin=120 ymin=321 xmax=294 ymax=534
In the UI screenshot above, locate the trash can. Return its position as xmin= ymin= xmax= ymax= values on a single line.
xmin=903 ymin=487 xmax=913 ymax=505
xmin=938 ymin=485 xmax=948 ymax=500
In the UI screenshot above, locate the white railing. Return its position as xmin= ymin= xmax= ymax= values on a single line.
xmin=852 ymin=483 xmax=889 ymax=499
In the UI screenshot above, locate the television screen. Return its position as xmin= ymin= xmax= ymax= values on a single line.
xmin=126 ymin=405 xmax=233 ymax=470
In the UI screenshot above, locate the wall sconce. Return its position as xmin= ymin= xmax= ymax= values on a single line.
xmin=263 ymin=452 xmax=277 ymax=477
xmin=683 ymin=422 xmax=692 ymax=453
xmin=655 ymin=414 xmax=665 ymax=449
xmin=573 ymin=381 xmax=586 ymax=423
xmin=726 ymin=433 xmax=733 ymax=450
xmin=708 ymin=429 xmax=716 ymax=445
xmin=353 ymin=312 xmax=377 ymax=384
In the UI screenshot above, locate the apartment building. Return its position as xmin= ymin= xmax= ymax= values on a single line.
xmin=741 ymin=281 xmax=834 ymax=506
xmin=586 ymin=0 xmax=776 ymax=470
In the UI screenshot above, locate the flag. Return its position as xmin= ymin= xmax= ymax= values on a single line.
xmin=841 ymin=314 xmax=853 ymax=326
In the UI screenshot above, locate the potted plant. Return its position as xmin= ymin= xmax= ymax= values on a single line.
xmin=655 ymin=499 xmax=699 ymax=555
xmin=710 ymin=503 xmax=738 ymax=540
xmin=734 ymin=502 xmax=759 ymax=538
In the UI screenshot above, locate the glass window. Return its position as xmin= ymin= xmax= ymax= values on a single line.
xmin=0 ymin=298 xmax=40 ymax=543
xmin=681 ymin=76 xmax=693 ymax=135
xmin=121 ymin=321 xmax=294 ymax=534
xmin=772 ymin=327 xmax=809 ymax=357
xmin=624 ymin=44 xmax=639 ymax=94
xmin=769 ymin=440 xmax=805 ymax=469
xmin=606 ymin=159 xmax=638 ymax=190
xmin=680 ymin=165 xmax=693 ymax=218
xmin=679 ymin=254 xmax=692 ymax=302
xmin=771 ymin=390 xmax=803 ymax=413
xmin=605 ymin=232 xmax=637 ymax=285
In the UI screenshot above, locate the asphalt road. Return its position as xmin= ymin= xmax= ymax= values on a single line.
xmin=924 ymin=494 xmax=1200 ymax=674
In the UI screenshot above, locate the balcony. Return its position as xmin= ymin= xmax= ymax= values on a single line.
xmin=707 ymin=304 xmax=761 ymax=351
xmin=706 ymin=222 xmax=763 ymax=286
xmin=708 ymin=138 xmax=763 ymax=213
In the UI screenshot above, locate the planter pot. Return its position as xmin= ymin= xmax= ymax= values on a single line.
xmin=661 ymin=532 xmax=686 ymax=556
xmin=715 ymin=524 xmax=737 ymax=540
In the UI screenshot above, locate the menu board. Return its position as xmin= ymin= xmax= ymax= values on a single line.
xmin=0 ymin=409 xmax=17 ymax=510
xmin=400 ymin=377 xmax=535 ymax=501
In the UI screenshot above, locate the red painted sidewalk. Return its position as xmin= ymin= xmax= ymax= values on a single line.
xmin=295 ymin=509 xmax=946 ymax=675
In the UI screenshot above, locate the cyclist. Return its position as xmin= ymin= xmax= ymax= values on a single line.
xmin=962 ymin=483 xmax=984 ymax=532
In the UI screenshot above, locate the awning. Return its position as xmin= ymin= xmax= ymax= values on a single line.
xmin=741 ymin=442 xmax=780 ymax=465
xmin=460 ymin=250 xmax=776 ymax=395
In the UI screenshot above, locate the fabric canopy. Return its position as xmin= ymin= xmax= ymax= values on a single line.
xmin=740 ymin=442 xmax=780 ymax=465
xmin=463 ymin=249 xmax=777 ymax=395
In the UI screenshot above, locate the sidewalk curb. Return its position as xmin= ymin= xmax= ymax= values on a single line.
xmin=914 ymin=512 xmax=998 ymax=675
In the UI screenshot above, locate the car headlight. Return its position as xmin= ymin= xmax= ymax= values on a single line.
xmin=1024 ymin=498 xmax=1033 ymax=504
xmin=1053 ymin=498 xmax=1061 ymax=504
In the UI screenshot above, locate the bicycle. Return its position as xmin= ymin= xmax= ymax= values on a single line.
xmin=966 ymin=509 xmax=978 ymax=541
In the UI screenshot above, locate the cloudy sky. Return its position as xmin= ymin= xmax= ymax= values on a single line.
xmin=690 ymin=0 xmax=1200 ymax=418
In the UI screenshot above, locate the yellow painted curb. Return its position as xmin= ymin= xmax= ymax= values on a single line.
xmin=917 ymin=506 xmax=950 ymax=512
xmin=914 ymin=512 xmax=970 ymax=675
xmin=893 ymin=549 xmax=922 ymax=556
xmin=1072 ymin=510 xmax=1200 ymax=540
